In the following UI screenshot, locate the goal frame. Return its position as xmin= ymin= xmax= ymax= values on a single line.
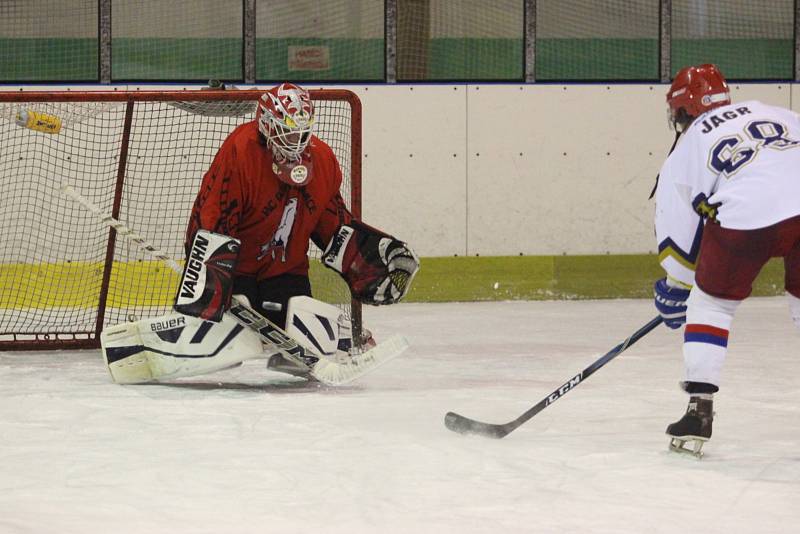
xmin=0 ymin=89 xmax=362 ymax=351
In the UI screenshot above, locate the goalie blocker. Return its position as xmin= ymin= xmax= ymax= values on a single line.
xmin=175 ymin=229 xmax=240 ymax=321
xmin=321 ymin=221 xmax=419 ymax=305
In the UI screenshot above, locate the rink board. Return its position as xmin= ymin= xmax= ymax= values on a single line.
xmin=0 ymin=254 xmax=787 ymax=308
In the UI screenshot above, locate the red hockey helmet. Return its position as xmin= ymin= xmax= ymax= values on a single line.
xmin=667 ymin=64 xmax=730 ymax=130
xmin=256 ymin=82 xmax=315 ymax=162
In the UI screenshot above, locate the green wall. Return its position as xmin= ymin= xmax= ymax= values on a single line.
xmin=0 ymin=38 xmax=98 ymax=80
xmin=1 ymin=38 xmax=793 ymax=81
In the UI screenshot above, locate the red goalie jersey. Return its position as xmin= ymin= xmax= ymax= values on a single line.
xmin=185 ymin=120 xmax=353 ymax=280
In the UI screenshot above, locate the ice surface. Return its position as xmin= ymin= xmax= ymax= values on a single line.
xmin=1 ymin=297 xmax=798 ymax=534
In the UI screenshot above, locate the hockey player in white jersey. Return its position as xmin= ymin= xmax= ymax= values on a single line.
xmin=653 ymin=64 xmax=800 ymax=457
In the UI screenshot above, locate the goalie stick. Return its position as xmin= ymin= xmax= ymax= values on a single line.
xmin=61 ymin=184 xmax=408 ymax=387
xmin=444 ymin=316 xmax=663 ymax=439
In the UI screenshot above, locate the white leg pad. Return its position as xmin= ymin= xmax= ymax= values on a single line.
xmin=683 ymin=286 xmax=741 ymax=387
xmin=101 ymin=312 xmax=265 ymax=384
xmin=285 ymin=296 xmax=352 ymax=359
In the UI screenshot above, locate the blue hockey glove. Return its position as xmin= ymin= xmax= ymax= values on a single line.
xmin=654 ymin=278 xmax=690 ymax=329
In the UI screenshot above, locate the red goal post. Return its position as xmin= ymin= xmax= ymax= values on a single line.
xmin=0 ymin=89 xmax=362 ymax=350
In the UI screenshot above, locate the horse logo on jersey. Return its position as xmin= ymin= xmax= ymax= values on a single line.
xmin=258 ymin=197 xmax=298 ymax=262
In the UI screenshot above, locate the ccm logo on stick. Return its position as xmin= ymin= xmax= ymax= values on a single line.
xmin=547 ymin=374 xmax=582 ymax=404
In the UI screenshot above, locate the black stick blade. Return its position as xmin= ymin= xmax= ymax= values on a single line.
xmin=444 ymin=411 xmax=511 ymax=439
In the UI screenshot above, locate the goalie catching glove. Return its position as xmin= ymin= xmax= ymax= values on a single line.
xmin=322 ymin=221 xmax=419 ymax=305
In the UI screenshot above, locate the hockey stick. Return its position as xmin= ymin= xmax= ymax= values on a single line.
xmin=444 ymin=316 xmax=664 ymax=439
xmin=61 ymin=184 xmax=409 ymax=386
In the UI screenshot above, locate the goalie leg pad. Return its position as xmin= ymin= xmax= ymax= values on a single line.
xmin=285 ymin=296 xmax=352 ymax=360
xmin=175 ymin=229 xmax=240 ymax=322
xmin=101 ymin=312 xmax=263 ymax=384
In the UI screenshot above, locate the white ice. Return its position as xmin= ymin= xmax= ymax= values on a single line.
xmin=1 ymin=297 xmax=799 ymax=534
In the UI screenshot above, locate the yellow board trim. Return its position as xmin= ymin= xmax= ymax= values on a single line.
xmin=0 ymin=254 xmax=787 ymax=310
xmin=0 ymin=260 xmax=349 ymax=309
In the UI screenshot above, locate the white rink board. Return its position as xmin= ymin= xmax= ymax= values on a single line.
xmin=358 ymin=82 xmax=794 ymax=256
xmin=2 ymin=83 xmax=794 ymax=258
xmin=729 ymin=82 xmax=791 ymax=108
xmin=466 ymin=84 xmax=670 ymax=255
xmin=359 ymin=85 xmax=468 ymax=257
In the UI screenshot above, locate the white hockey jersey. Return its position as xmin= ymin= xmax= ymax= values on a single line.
xmin=655 ymin=100 xmax=800 ymax=287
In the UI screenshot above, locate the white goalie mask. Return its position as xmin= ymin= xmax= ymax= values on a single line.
xmin=256 ymin=82 xmax=315 ymax=163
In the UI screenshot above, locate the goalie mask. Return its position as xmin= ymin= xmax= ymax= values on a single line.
xmin=256 ymin=83 xmax=315 ymax=182
xmin=667 ymin=64 xmax=730 ymax=132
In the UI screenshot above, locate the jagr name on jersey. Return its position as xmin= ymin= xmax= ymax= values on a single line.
xmin=699 ymin=106 xmax=752 ymax=133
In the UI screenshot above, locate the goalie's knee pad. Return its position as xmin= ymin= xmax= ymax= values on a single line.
xmin=175 ymin=229 xmax=240 ymax=322
xmin=285 ymin=296 xmax=352 ymax=359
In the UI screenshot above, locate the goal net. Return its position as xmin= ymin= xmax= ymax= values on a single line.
xmin=0 ymin=89 xmax=362 ymax=350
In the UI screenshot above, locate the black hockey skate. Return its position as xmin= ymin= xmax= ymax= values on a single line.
xmin=666 ymin=394 xmax=713 ymax=459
